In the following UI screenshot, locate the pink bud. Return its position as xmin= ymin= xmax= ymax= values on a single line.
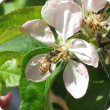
xmin=0 ymin=92 xmax=12 ymax=109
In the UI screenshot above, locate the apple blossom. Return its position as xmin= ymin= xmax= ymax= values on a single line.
xmin=20 ymin=0 xmax=99 ymax=98
xmin=81 ymin=0 xmax=110 ymax=35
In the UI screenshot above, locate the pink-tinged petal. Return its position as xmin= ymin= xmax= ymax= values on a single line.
xmin=54 ymin=1 xmax=82 ymax=42
xmin=81 ymin=0 xmax=107 ymax=12
xmin=25 ymin=54 xmax=56 ymax=82
xmin=20 ymin=19 xmax=56 ymax=47
xmin=5 ymin=92 xmax=12 ymax=100
xmin=41 ymin=0 xmax=72 ymax=27
xmin=63 ymin=59 xmax=89 ymax=98
xmin=101 ymin=16 xmax=110 ymax=25
xmin=69 ymin=39 xmax=99 ymax=68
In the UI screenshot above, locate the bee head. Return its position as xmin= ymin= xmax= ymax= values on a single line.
xmin=46 ymin=54 xmax=52 ymax=61
xmin=50 ymin=50 xmax=60 ymax=56
xmin=46 ymin=51 xmax=58 ymax=61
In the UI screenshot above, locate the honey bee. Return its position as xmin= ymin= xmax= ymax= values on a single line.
xmin=39 ymin=50 xmax=59 ymax=76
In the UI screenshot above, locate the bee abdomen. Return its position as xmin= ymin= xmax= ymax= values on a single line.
xmin=39 ymin=62 xmax=51 ymax=75
xmin=39 ymin=68 xmax=46 ymax=76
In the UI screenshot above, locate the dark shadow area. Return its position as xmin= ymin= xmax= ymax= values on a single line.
xmin=4 ymin=0 xmax=15 ymax=2
xmin=25 ymin=0 xmax=46 ymax=6
xmin=0 ymin=4 xmax=4 ymax=16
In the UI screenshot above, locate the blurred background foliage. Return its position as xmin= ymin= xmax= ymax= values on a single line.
xmin=0 ymin=0 xmax=47 ymax=16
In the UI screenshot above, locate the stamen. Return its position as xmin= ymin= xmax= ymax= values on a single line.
xmin=84 ymin=12 xmax=105 ymax=33
xmin=100 ymin=20 xmax=102 ymax=22
xmin=92 ymin=11 xmax=94 ymax=14
xmin=100 ymin=26 xmax=102 ymax=29
xmin=91 ymin=32 xmax=95 ymax=34
xmin=100 ymin=14 xmax=104 ymax=16
xmin=91 ymin=19 xmax=94 ymax=22
xmin=93 ymin=29 xmax=95 ymax=32
xmin=87 ymin=13 xmax=90 ymax=16
xmin=105 ymin=23 xmax=108 ymax=26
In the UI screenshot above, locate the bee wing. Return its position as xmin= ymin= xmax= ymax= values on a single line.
xmin=25 ymin=54 xmax=56 ymax=82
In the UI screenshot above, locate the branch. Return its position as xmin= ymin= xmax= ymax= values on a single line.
xmin=100 ymin=41 xmax=110 ymax=47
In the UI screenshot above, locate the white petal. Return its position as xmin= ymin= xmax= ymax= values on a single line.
xmin=25 ymin=54 xmax=56 ymax=82
xmin=20 ymin=19 xmax=56 ymax=47
xmin=69 ymin=39 xmax=99 ymax=68
xmin=41 ymin=0 xmax=72 ymax=27
xmin=101 ymin=16 xmax=110 ymax=25
xmin=63 ymin=59 xmax=89 ymax=99
xmin=54 ymin=1 xmax=82 ymax=43
xmin=81 ymin=0 xmax=107 ymax=12
xmin=107 ymin=0 xmax=110 ymax=3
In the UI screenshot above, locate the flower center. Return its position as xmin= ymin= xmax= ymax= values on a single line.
xmin=83 ymin=12 xmax=107 ymax=34
xmin=60 ymin=46 xmax=69 ymax=54
xmin=56 ymin=46 xmax=69 ymax=59
xmin=50 ymin=46 xmax=69 ymax=63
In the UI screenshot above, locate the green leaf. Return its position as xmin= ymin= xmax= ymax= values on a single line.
xmin=66 ymin=65 xmax=110 ymax=110
xmin=20 ymin=48 xmax=67 ymax=110
xmin=0 ymin=85 xmax=11 ymax=95
xmin=0 ymin=25 xmax=22 ymax=45
xmin=0 ymin=4 xmax=4 ymax=16
xmin=0 ymin=6 xmax=42 ymax=43
xmin=0 ymin=34 xmax=46 ymax=52
xmin=51 ymin=70 xmax=67 ymax=110
xmin=105 ymin=6 xmax=110 ymax=16
xmin=89 ymin=38 xmax=98 ymax=48
xmin=53 ymin=109 xmax=62 ymax=110
xmin=25 ymin=0 xmax=47 ymax=7
xmin=0 ymin=51 xmax=24 ymax=87
xmin=69 ymin=33 xmax=89 ymax=41
xmin=0 ymin=83 xmax=1 ymax=88
xmin=2 ymin=0 xmax=46 ymax=15
xmin=0 ymin=6 xmax=42 ymax=35
xmin=51 ymin=69 xmax=67 ymax=99
xmin=0 ymin=34 xmax=46 ymax=89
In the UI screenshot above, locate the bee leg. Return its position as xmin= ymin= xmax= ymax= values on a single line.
xmin=49 ymin=66 xmax=52 ymax=73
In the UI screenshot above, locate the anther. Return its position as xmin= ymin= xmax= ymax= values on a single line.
xmin=87 ymin=13 xmax=90 ymax=16
xmin=97 ymin=24 xmax=99 ymax=26
xmin=100 ymin=14 xmax=105 ymax=19
xmin=91 ymin=19 xmax=94 ymax=22
xmin=91 ymin=32 xmax=95 ymax=34
xmin=92 ymin=11 xmax=95 ymax=14
xmin=93 ymin=29 xmax=95 ymax=32
xmin=100 ymin=20 xmax=102 ymax=22
xmin=100 ymin=26 xmax=102 ymax=28
xmin=103 ymin=16 xmax=105 ymax=18
xmin=105 ymin=23 xmax=108 ymax=26
xmin=99 ymin=17 xmax=102 ymax=19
